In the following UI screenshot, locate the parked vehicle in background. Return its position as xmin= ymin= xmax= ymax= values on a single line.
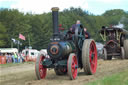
xmin=40 ymin=49 xmax=49 ymax=58
xmin=22 ymin=48 xmax=39 ymax=62
xmin=96 ymin=42 xmax=103 ymax=59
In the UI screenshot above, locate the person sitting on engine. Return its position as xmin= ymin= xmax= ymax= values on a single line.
xmin=84 ymin=28 xmax=90 ymax=39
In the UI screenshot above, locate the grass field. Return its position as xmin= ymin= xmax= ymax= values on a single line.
xmin=86 ymin=69 xmax=128 ymax=85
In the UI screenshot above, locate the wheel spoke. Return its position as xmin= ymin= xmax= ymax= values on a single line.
xmin=39 ymin=65 xmax=43 ymax=69
xmin=91 ymin=61 xmax=95 ymax=65
xmin=72 ymin=64 xmax=75 ymax=68
xmin=89 ymin=50 xmax=92 ymax=62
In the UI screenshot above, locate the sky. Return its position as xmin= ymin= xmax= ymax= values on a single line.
xmin=0 ymin=0 xmax=128 ymax=15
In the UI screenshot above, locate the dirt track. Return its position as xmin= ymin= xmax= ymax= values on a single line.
xmin=0 ymin=59 xmax=128 ymax=85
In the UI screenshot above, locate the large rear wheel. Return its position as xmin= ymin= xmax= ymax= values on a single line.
xmin=82 ymin=39 xmax=97 ymax=75
xmin=35 ymin=53 xmax=47 ymax=80
xmin=67 ymin=53 xmax=78 ymax=80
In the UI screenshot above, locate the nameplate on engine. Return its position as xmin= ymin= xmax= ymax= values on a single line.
xmin=51 ymin=42 xmax=58 ymax=44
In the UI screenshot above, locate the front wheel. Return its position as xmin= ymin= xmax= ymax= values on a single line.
xmin=82 ymin=39 xmax=97 ymax=75
xmin=103 ymin=48 xmax=107 ymax=60
xmin=102 ymin=48 xmax=112 ymax=60
xmin=67 ymin=53 xmax=78 ymax=80
xmin=35 ymin=53 xmax=47 ymax=80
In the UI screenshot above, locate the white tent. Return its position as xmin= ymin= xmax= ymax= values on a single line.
xmin=0 ymin=48 xmax=18 ymax=53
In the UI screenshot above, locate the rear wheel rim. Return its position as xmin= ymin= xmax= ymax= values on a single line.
xmin=89 ymin=41 xmax=97 ymax=74
xmin=39 ymin=56 xmax=47 ymax=79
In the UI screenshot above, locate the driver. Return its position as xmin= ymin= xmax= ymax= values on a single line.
xmin=70 ymin=20 xmax=81 ymax=33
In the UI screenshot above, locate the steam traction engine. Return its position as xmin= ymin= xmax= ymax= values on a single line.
xmin=35 ymin=7 xmax=98 ymax=80
xmin=99 ymin=26 xmax=128 ymax=60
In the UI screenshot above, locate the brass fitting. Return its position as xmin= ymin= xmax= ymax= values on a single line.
xmin=51 ymin=7 xmax=59 ymax=11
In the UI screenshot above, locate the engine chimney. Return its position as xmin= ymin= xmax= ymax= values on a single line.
xmin=51 ymin=7 xmax=59 ymax=40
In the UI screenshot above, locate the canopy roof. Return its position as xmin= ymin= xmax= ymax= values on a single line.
xmin=99 ymin=26 xmax=128 ymax=35
xmin=0 ymin=48 xmax=18 ymax=53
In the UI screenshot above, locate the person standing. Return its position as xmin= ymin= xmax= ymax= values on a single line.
xmin=12 ymin=53 xmax=15 ymax=63
xmin=18 ymin=53 xmax=21 ymax=63
xmin=70 ymin=20 xmax=81 ymax=33
xmin=8 ymin=53 xmax=12 ymax=63
xmin=21 ymin=53 xmax=25 ymax=62
xmin=5 ymin=53 xmax=9 ymax=63
xmin=7 ymin=53 xmax=12 ymax=63
xmin=14 ymin=52 xmax=18 ymax=63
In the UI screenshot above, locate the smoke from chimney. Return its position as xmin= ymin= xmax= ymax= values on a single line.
xmin=113 ymin=22 xmax=124 ymax=28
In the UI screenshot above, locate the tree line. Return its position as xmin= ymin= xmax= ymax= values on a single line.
xmin=0 ymin=7 xmax=128 ymax=50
